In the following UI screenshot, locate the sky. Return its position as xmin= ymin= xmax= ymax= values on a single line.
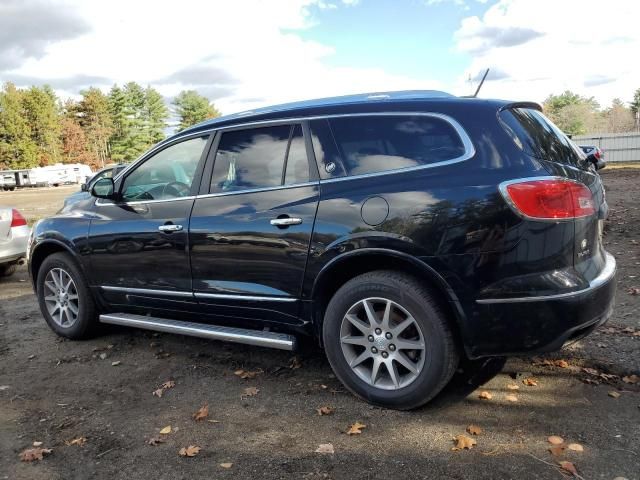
xmin=0 ymin=0 xmax=638 ymax=115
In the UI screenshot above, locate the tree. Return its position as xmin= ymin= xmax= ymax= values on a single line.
xmin=173 ymin=90 xmax=220 ymax=132
xmin=60 ymin=116 xmax=93 ymax=166
xmin=142 ymin=86 xmax=168 ymax=144
xmin=603 ymin=98 xmax=635 ymax=133
xmin=21 ymin=85 xmax=62 ymax=165
xmin=107 ymin=84 xmax=128 ymax=161
xmin=631 ymin=88 xmax=640 ymax=116
xmin=74 ymin=88 xmax=113 ymax=168
xmin=543 ymin=90 xmax=600 ymax=135
xmin=0 ymin=82 xmax=38 ymax=169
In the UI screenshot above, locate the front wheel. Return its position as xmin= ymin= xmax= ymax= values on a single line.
xmin=36 ymin=252 xmax=97 ymax=339
xmin=323 ymin=271 xmax=459 ymax=410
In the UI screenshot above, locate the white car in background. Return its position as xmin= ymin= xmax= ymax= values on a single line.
xmin=0 ymin=207 xmax=29 ymax=277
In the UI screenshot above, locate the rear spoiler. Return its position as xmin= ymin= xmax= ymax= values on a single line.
xmin=498 ymin=101 xmax=543 ymax=112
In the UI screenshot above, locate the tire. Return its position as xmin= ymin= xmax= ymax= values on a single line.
xmin=0 ymin=263 xmax=17 ymax=277
xmin=323 ymin=271 xmax=459 ymax=410
xmin=36 ymin=252 xmax=98 ymax=339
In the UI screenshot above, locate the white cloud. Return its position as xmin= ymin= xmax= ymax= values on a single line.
xmin=1 ymin=0 xmax=439 ymax=114
xmin=454 ymin=0 xmax=640 ymax=106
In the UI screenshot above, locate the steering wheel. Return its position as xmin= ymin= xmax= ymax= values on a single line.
xmin=161 ymin=181 xmax=191 ymax=198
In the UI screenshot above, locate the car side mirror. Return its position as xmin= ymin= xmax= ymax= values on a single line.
xmin=80 ymin=183 xmax=88 ymax=191
xmin=91 ymin=177 xmax=115 ymax=199
xmin=586 ymin=153 xmax=606 ymax=171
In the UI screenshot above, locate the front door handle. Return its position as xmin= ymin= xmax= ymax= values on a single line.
xmin=270 ymin=217 xmax=303 ymax=227
xmin=158 ymin=224 xmax=183 ymax=232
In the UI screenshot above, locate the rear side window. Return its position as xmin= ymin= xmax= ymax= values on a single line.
xmin=499 ymin=108 xmax=585 ymax=166
xmin=326 ymin=115 xmax=466 ymax=177
xmin=210 ymin=124 xmax=310 ymax=193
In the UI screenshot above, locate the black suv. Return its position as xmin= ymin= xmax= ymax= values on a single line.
xmin=28 ymin=91 xmax=616 ymax=410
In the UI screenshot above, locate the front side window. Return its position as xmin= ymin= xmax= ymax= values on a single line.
xmin=327 ymin=115 xmax=466 ymax=177
xmin=121 ymin=136 xmax=208 ymax=201
xmin=210 ymin=124 xmax=309 ymax=193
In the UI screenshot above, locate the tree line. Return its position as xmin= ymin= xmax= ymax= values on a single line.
xmin=543 ymin=88 xmax=640 ymax=136
xmin=0 ymin=82 xmax=220 ymax=170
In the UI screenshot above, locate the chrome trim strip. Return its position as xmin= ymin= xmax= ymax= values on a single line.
xmin=101 ymin=285 xmax=193 ymax=298
xmin=99 ymin=313 xmax=296 ymax=351
xmin=95 ymin=195 xmax=196 ymax=207
xmin=498 ymin=176 xmax=596 ymax=222
xmin=194 ymin=292 xmax=298 ymax=302
xmin=476 ymin=252 xmax=616 ymax=304
xmin=196 ymin=181 xmax=318 ymax=199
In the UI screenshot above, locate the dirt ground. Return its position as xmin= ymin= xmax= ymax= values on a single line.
xmin=0 ymin=171 xmax=638 ymax=480
xmin=0 ymin=185 xmax=77 ymax=224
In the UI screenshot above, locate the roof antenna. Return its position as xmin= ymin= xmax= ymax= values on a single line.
xmin=473 ymin=68 xmax=490 ymax=98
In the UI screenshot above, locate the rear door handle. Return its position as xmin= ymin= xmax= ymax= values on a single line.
xmin=158 ymin=224 xmax=183 ymax=232
xmin=270 ymin=217 xmax=302 ymax=227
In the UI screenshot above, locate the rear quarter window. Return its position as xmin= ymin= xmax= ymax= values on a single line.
xmin=499 ymin=107 xmax=585 ymax=166
xmin=311 ymin=115 xmax=467 ymax=178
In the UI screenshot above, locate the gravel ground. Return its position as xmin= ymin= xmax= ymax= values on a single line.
xmin=0 ymin=170 xmax=638 ymax=480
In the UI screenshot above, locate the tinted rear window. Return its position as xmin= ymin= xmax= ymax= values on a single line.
xmin=499 ymin=107 xmax=585 ymax=166
xmin=326 ymin=115 xmax=466 ymax=177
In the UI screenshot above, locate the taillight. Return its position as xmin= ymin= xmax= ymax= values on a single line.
xmin=500 ymin=178 xmax=595 ymax=220
xmin=10 ymin=209 xmax=27 ymax=227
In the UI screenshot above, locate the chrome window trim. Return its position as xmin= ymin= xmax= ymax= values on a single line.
xmin=498 ymin=176 xmax=597 ymax=222
xmin=95 ymin=195 xmax=197 ymax=207
xmin=194 ymin=292 xmax=298 ymax=302
xmin=100 ymin=111 xmax=474 ymax=202
xmin=477 ymin=252 xmax=616 ymax=304
xmin=101 ymin=285 xmax=194 ymax=298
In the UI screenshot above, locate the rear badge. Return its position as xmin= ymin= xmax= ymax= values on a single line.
xmin=581 ymin=239 xmax=587 ymax=250
xmin=325 ymin=162 xmax=336 ymax=173
xmin=578 ymin=238 xmax=590 ymax=258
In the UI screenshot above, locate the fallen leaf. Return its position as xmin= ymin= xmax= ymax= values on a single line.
xmin=289 ymin=356 xmax=302 ymax=369
xmin=346 ymin=422 xmax=367 ymax=435
xmin=567 ymin=443 xmax=584 ymax=452
xmin=622 ymin=375 xmax=639 ymax=384
xmin=234 ymin=369 xmax=262 ymax=379
xmin=558 ymin=461 xmax=578 ymax=476
xmin=627 ymin=287 xmax=640 ymax=295
xmin=32 ymin=441 xmax=43 ymax=447
xmin=317 ymin=406 xmax=334 ymax=416
xmin=523 ymin=378 xmax=538 ymax=386
xmin=65 ymin=437 xmax=86 ymax=447
xmin=19 ymin=447 xmax=52 ymax=462
xmin=193 ymin=404 xmax=209 ymax=421
xmin=555 ymin=360 xmax=570 ymax=368
xmin=582 ymin=367 xmax=599 ymax=376
xmin=478 ymin=391 xmax=492 ymax=400
xmin=608 ymin=391 xmax=621 ymax=398
xmin=505 ymin=394 xmax=518 ymax=402
xmin=452 ymin=434 xmax=476 ymax=451
xmin=466 ymin=425 xmax=482 ymax=435
xmin=111 ymin=361 xmax=121 ymax=366
xmin=507 ymin=384 xmax=520 ymax=390
xmin=549 ymin=445 xmax=566 ymax=456
xmin=161 ymin=380 xmax=175 ymax=389
xmin=179 ymin=445 xmax=201 ymax=457
xmin=315 ymin=443 xmax=335 ymax=454
xmin=220 ymin=462 xmax=233 ymax=469
xmin=548 ymin=436 xmax=564 ymax=445
xmin=148 ymin=436 xmax=166 ymax=446
xmin=152 ymin=388 xmax=164 ymax=398
xmin=242 ymin=387 xmax=259 ymax=398
xmin=159 ymin=425 xmax=172 ymax=435
xmin=99 ymin=353 xmax=107 ymax=360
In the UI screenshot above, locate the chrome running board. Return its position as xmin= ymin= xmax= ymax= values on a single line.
xmin=99 ymin=313 xmax=296 ymax=351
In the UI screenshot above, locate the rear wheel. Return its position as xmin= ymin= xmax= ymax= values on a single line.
xmin=323 ymin=271 xmax=459 ymax=410
xmin=36 ymin=252 xmax=97 ymax=339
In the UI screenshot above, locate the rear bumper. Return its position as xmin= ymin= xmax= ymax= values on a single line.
xmin=0 ymin=225 xmax=29 ymax=265
xmin=467 ymin=252 xmax=616 ymax=357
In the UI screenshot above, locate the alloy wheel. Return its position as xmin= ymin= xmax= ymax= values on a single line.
xmin=43 ymin=267 xmax=80 ymax=328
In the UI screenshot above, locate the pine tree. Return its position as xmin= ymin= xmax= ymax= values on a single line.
xmin=173 ymin=90 xmax=220 ymax=132
xmin=0 ymin=82 xmax=38 ymax=169
xmin=143 ymin=86 xmax=168 ymax=144
xmin=75 ymin=87 xmax=113 ymax=168
xmin=107 ymin=84 xmax=128 ymax=162
xmin=21 ymin=85 xmax=62 ymax=165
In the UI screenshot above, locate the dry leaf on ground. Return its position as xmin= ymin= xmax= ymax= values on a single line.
xmin=32 ymin=441 xmax=42 ymax=447
xmin=242 ymin=387 xmax=259 ymax=398
xmin=65 ymin=437 xmax=86 ymax=447
xmin=452 ymin=435 xmax=476 ymax=450
xmin=111 ymin=361 xmax=121 ymax=366
xmin=466 ymin=425 xmax=482 ymax=435
xmin=153 ymin=380 xmax=176 ymax=397
xmin=346 ymin=422 xmax=367 ymax=435
xmin=159 ymin=425 xmax=172 ymax=435
xmin=608 ymin=391 xmax=621 ymax=398
xmin=523 ymin=378 xmax=538 ymax=386
xmin=179 ymin=445 xmax=201 ymax=457
xmin=567 ymin=443 xmax=584 ymax=452
xmin=152 ymin=388 xmax=164 ymax=398
xmin=20 ymin=447 xmax=52 ymax=462
xmin=315 ymin=443 xmax=335 ymax=454
xmin=555 ymin=360 xmax=570 ymax=368
xmin=558 ymin=461 xmax=578 ymax=476
xmin=148 ymin=436 xmax=165 ymax=446
xmin=627 ymin=287 xmax=640 ymax=295
xmin=548 ymin=435 xmax=564 ymax=445
xmin=220 ymin=462 xmax=233 ymax=468
xmin=234 ymin=369 xmax=262 ymax=379
xmin=505 ymin=394 xmax=518 ymax=402
xmin=549 ymin=445 xmax=566 ymax=456
xmin=507 ymin=384 xmax=520 ymax=390
xmin=289 ymin=357 xmax=302 ymax=369
xmin=317 ymin=406 xmax=334 ymax=416
xmin=622 ymin=375 xmax=639 ymax=384
xmin=478 ymin=391 xmax=492 ymax=400
xmin=193 ymin=404 xmax=209 ymax=421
